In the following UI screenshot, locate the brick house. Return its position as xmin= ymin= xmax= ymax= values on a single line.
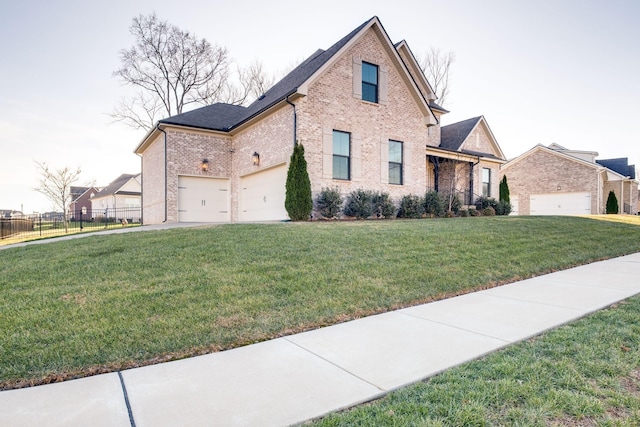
xmin=499 ymin=143 xmax=639 ymax=215
xmin=135 ymin=16 xmax=506 ymax=223
xmin=68 ymin=186 xmax=100 ymax=220
xmin=91 ymin=174 xmax=142 ymax=222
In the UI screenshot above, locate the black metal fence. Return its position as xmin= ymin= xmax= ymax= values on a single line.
xmin=1 ymin=207 xmax=142 ymax=243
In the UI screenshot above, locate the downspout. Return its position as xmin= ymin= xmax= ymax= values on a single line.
xmin=285 ymin=94 xmax=297 ymax=147
xmin=596 ymin=170 xmax=601 ymax=214
xmin=139 ymin=153 xmax=144 ymax=224
xmin=156 ymin=124 xmax=168 ymax=223
xmin=621 ymin=180 xmax=624 ymax=214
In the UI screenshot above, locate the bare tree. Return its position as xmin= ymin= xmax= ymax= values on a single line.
xmin=112 ymin=13 xmax=251 ymax=131
xmin=240 ymin=60 xmax=278 ymax=100
xmin=418 ymin=47 xmax=455 ymax=107
xmin=438 ymin=159 xmax=468 ymax=211
xmin=34 ymin=161 xmax=82 ymax=232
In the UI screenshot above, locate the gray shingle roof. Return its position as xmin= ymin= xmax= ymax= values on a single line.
xmin=439 ymin=116 xmax=482 ymax=151
xmin=160 ymin=17 xmax=376 ymax=132
xmin=95 ymin=174 xmax=140 ymax=197
xmin=596 ymin=158 xmax=636 ymax=179
xmin=159 ymin=104 xmax=247 ymax=131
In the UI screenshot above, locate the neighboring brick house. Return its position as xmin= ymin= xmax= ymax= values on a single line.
xmin=91 ymin=174 xmax=141 ymax=222
xmin=68 ymin=186 xmax=100 ymax=220
xmin=499 ymin=144 xmax=639 ymax=215
xmin=135 ymin=16 xmax=506 ymax=223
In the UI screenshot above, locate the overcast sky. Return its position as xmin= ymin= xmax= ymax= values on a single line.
xmin=1 ymin=0 xmax=638 ymax=213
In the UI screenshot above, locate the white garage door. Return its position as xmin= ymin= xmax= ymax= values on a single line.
xmin=530 ymin=192 xmax=591 ymax=215
xmin=178 ymin=176 xmax=230 ymax=222
xmin=240 ymin=165 xmax=289 ymax=222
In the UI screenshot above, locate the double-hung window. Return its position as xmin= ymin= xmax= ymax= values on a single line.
xmin=389 ymin=140 xmax=403 ymax=185
xmin=362 ymin=62 xmax=378 ymax=103
xmin=482 ymin=168 xmax=491 ymax=197
xmin=333 ymin=130 xmax=350 ymax=180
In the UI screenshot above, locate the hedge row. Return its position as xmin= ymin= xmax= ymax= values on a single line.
xmin=314 ymin=188 xmax=511 ymax=220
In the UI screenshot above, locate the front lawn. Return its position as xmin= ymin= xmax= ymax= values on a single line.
xmin=311 ymin=295 xmax=640 ymax=426
xmin=1 ymin=216 xmax=640 ymax=389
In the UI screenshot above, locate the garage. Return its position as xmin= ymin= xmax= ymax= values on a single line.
xmin=178 ymin=176 xmax=230 ymax=222
xmin=530 ymin=192 xmax=591 ymax=215
xmin=240 ymin=164 xmax=289 ymax=222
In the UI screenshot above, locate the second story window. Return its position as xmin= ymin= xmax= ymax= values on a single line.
xmin=333 ymin=130 xmax=351 ymax=180
xmin=362 ymin=62 xmax=378 ymax=103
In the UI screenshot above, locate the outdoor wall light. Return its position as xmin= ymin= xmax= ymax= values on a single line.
xmin=252 ymin=152 xmax=260 ymax=166
xmin=200 ymin=159 xmax=209 ymax=172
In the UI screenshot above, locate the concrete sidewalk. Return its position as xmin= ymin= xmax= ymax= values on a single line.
xmin=2 ymin=253 xmax=640 ymax=427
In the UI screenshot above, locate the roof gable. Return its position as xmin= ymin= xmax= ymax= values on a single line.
xmin=440 ymin=116 xmax=506 ymax=160
xmin=158 ymin=16 xmax=437 ymax=132
xmin=70 ymin=186 xmax=100 ymax=203
xmin=95 ymin=174 xmax=141 ymax=198
xmin=502 ymin=144 xmax=606 ymax=173
xmin=297 ymin=17 xmax=437 ymax=125
xmin=440 ymin=117 xmax=481 ymax=151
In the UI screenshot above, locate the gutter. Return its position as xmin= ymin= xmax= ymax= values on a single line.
xmin=285 ymin=93 xmax=297 ymax=147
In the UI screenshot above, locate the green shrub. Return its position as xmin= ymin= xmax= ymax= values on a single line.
xmin=495 ymin=200 xmax=512 ymax=216
xmin=316 ymin=187 xmax=343 ymax=219
xmin=483 ymin=206 xmax=496 ymax=216
xmin=469 ymin=208 xmax=480 ymax=217
xmin=606 ymin=190 xmax=619 ymax=214
xmin=475 ymin=196 xmax=498 ymax=211
xmin=424 ymin=191 xmax=445 ymax=217
xmin=372 ymin=192 xmax=396 ymax=219
xmin=444 ymin=193 xmax=462 ymax=213
xmin=499 ymin=175 xmax=510 ymax=203
xmin=459 ymin=209 xmax=469 ymax=217
xmin=285 ymin=144 xmax=312 ymax=221
xmin=397 ymin=194 xmax=424 ymax=218
xmin=344 ymin=189 xmax=374 ymax=219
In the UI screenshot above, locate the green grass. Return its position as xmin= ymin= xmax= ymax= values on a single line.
xmin=1 ymin=216 xmax=640 ymax=389
xmin=310 ymin=296 xmax=640 ymax=426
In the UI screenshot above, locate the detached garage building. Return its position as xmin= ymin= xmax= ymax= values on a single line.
xmin=500 ymin=144 xmax=638 ymax=216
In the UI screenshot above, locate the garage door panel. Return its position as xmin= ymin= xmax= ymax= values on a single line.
xmin=240 ymin=165 xmax=289 ymax=222
xmin=178 ymin=176 xmax=230 ymax=222
xmin=530 ymin=192 xmax=591 ymax=215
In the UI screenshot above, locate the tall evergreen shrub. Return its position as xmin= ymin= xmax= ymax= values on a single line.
xmin=285 ymin=143 xmax=312 ymax=221
xmin=499 ymin=175 xmax=510 ymax=203
xmin=606 ymin=190 xmax=619 ymax=214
